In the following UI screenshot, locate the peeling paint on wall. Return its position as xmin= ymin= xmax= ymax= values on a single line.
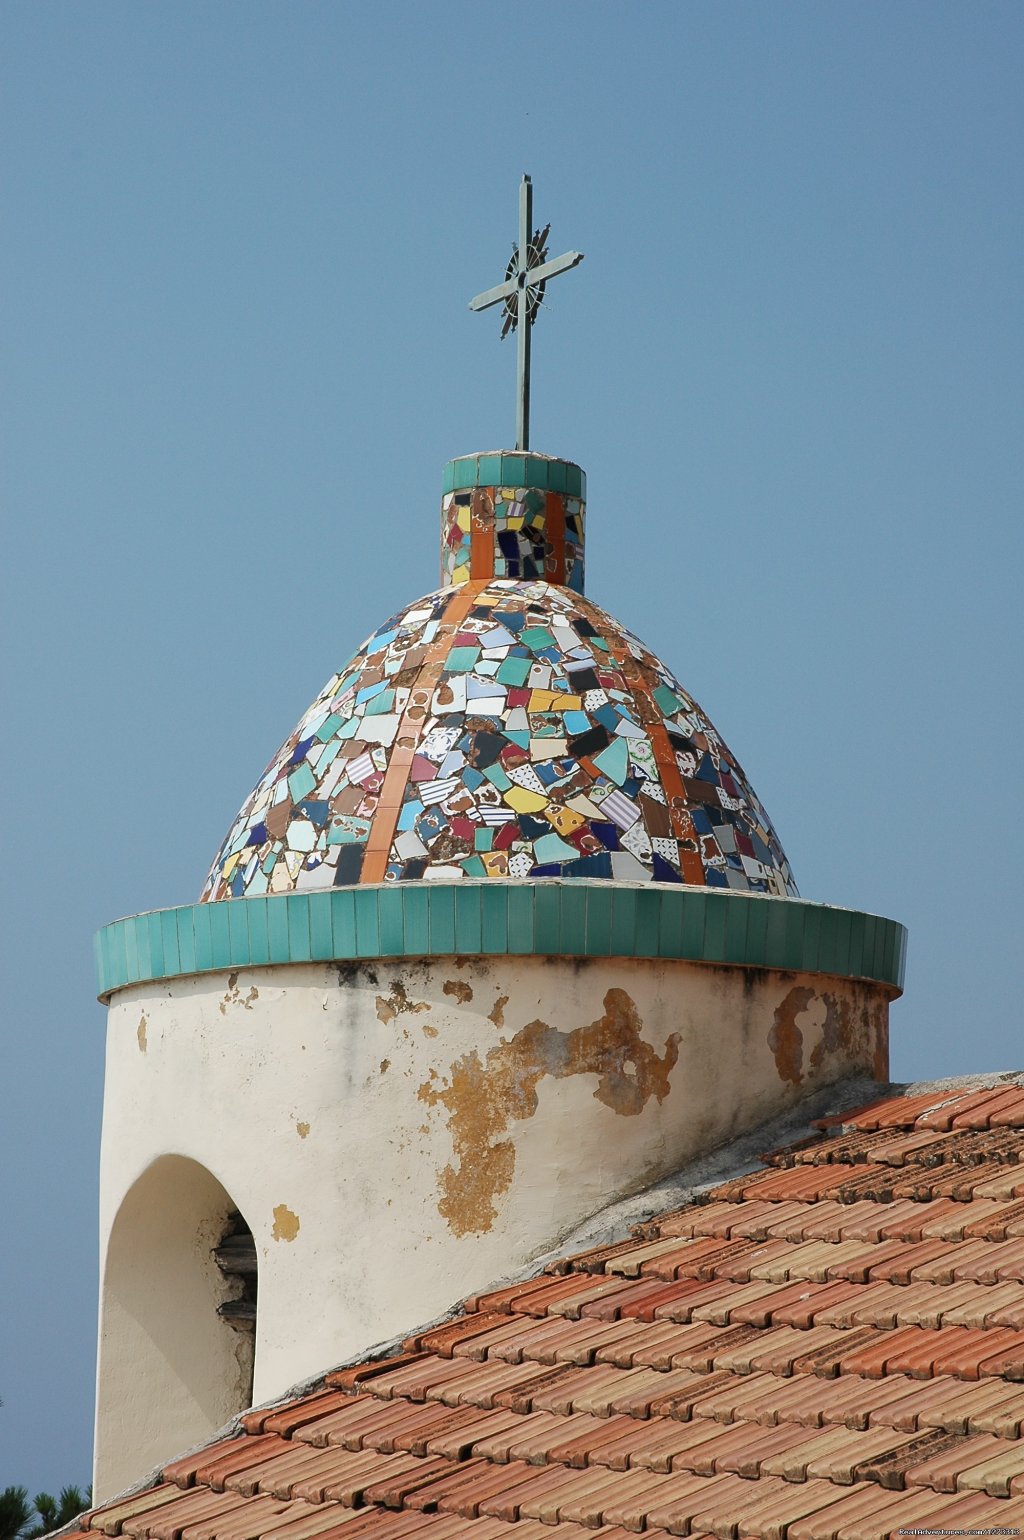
xmin=768 ymin=985 xmax=815 ymax=1085
xmin=443 ymin=980 xmax=474 ymax=1004
xmin=271 ymin=1204 xmax=300 ymax=1242
xmin=375 ymin=981 xmax=431 ymax=1026
xmin=488 ymin=995 xmax=509 ymax=1029
xmin=219 ymin=973 xmax=258 ymax=1015
xmin=137 ymin=1015 xmax=148 ymax=1053
xmin=769 ymin=983 xmax=889 ymax=1088
xmin=295 ymin=1121 xmax=310 ymax=1139
xmin=418 ymin=987 xmax=680 ymax=1237
xmin=810 ymin=989 xmax=890 ymax=1084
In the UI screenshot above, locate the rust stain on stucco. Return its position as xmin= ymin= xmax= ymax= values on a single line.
xmin=418 ymin=987 xmax=680 ymax=1238
xmin=488 ymin=994 xmax=509 ymax=1028
xmin=808 ymin=991 xmax=890 ymax=1083
xmin=137 ymin=1014 xmax=148 ymax=1053
xmin=443 ymin=979 xmax=474 ymax=1005
xmin=770 ymin=984 xmax=890 ymax=1087
xmin=375 ymin=981 xmax=431 ymax=1026
xmin=768 ymin=986 xmax=815 ymax=1085
xmin=272 ymin=1204 xmax=300 ymax=1241
xmin=872 ymin=1009 xmax=889 ymax=1082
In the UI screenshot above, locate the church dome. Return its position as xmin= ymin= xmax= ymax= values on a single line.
xmin=201 ymin=453 xmax=797 ymax=900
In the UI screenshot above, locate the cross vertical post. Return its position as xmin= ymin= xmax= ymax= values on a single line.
xmin=516 ymin=173 xmax=532 ymax=451
xmin=469 ymin=175 xmax=584 ymax=453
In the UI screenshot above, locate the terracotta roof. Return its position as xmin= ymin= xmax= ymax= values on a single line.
xmin=77 ymin=1080 xmax=1024 ymax=1540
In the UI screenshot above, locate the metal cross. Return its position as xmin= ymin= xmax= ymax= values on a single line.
xmin=469 ymin=174 xmax=584 ymax=452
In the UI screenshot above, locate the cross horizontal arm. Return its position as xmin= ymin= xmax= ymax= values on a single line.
xmin=525 ymin=249 xmax=585 ymax=287
xmin=468 ymin=278 xmax=519 ymax=313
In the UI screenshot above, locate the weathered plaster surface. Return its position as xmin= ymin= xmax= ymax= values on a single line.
xmin=95 ymin=952 xmax=891 ymax=1496
xmin=418 ymin=988 xmax=680 ymax=1235
xmin=769 ymin=983 xmax=888 ymax=1087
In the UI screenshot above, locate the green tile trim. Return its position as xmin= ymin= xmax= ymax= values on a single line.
xmin=95 ymin=884 xmax=907 ymax=1000
xmin=443 ymin=453 xmax=585 ymax=500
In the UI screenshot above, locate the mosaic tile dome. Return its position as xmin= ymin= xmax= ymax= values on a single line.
xmin=201 ymin=454 xmax=797 ymax=900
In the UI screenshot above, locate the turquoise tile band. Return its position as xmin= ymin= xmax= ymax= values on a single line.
xmin=95 ymin=884 xmax=907 ymax=1001
xmin=442 ymin=453 xmax=585 ymax=498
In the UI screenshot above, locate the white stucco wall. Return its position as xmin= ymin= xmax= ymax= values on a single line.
xmin=95 ymin=952 xmax=891 ymax=1496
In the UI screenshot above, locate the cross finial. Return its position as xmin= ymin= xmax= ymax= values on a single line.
xmin=468 ymin=174 xmax=584 ymax=452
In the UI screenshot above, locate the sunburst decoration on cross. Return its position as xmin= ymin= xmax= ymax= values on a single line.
xmin=469 ymin=175 xmax=584 ymax=452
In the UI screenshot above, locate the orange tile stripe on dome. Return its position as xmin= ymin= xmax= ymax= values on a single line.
xmin=361 ymin=583 xmax=489 ymax=885
xmin=201 ymin=458 xmax=796 ymax=899
xmin=76 ymin=1079 xmax=1024 ymax=1540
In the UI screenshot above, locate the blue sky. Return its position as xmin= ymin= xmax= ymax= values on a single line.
xmin=2 ymin=0 xmax=1021 ymax=1494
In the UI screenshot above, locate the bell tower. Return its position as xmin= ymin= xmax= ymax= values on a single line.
xmin=92 ymin=178 xmax=905 ymax=1498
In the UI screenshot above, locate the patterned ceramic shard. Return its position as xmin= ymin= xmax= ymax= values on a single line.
xmin=201 ymin=569 xmax=798 ymax=900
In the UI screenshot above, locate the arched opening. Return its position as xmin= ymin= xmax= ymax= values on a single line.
xmin=95 ymin=1156 xmax=257 ymax=1501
